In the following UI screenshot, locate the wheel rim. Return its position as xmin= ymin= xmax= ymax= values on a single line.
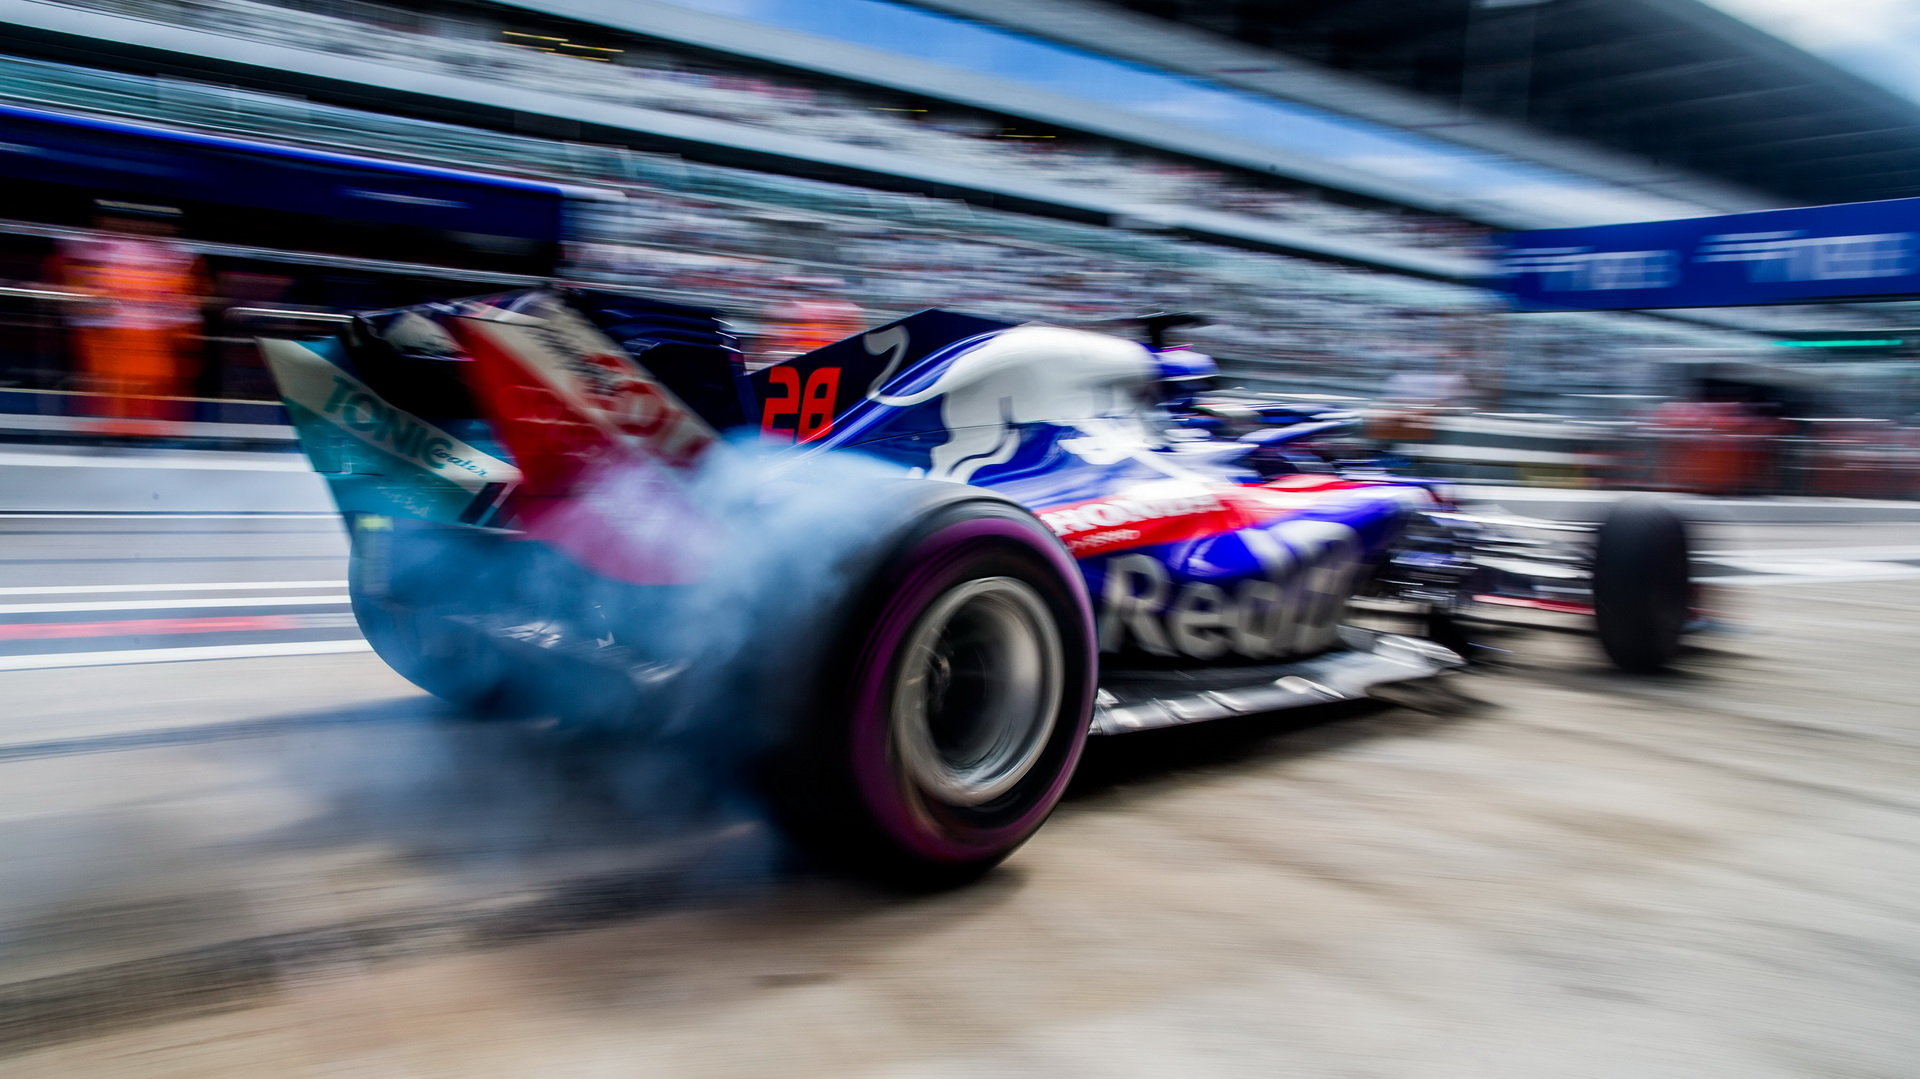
xmin=889 ymin=576 xmax=1063 ymax=808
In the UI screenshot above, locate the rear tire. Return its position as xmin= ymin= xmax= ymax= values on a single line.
xmin=762 ymin=492 xmax=1096 ymax=889
xmin=1591 ymin=496 xmax=1692 ymax=673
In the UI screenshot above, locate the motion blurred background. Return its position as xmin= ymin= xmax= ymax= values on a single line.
xmin=0 ymin=0 xmax=1916 ymax=494
xmin=4 ymin=3 xmax=1920 ymax=1075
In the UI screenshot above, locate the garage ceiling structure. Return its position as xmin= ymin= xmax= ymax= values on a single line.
xmin=1107 ymin=0 xmax=1920 ymax=207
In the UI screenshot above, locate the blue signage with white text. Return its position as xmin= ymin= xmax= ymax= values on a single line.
xmin=1491 ymin=197 xmax=1920 ymax=310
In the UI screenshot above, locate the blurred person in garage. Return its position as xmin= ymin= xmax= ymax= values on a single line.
xmin=46 ymin=200 xmax=210 ymax=437
xmin=761 ymin=274 xmax=866 ymax=364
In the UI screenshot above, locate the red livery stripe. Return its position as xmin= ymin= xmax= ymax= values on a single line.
xmin=0 ymin=615 xmax=303 ymax=641
xmin=1039 ymin=478 xmax=1404 ymax=558
xmin=1473 ymin=595 xmax=1596 ymax=616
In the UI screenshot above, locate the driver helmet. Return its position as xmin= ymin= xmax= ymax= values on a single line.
xmin=1150 ymin=344 xmax=1217 ymax=408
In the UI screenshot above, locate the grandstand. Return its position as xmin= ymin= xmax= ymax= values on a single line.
xmin=1082 ymin=0 xmax=1920 ymax=206
xmin=0 ymin=0 xmax=1915 ymax=422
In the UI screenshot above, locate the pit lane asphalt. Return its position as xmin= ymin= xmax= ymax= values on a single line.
xmin=1 ymin=519 xmax=1918 ymax=1076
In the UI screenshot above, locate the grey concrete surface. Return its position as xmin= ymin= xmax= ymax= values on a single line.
xmin=0 ymin=446 xmax=331 ymax=514
xmin=0 ymin=520 xmax=1915 ymax=1076
xmin=0 ymin=514 xmax=347 ymax=589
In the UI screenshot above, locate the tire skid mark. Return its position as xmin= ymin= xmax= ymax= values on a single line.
xmin=0 ymin=701 xmax=429 ymax=764
xmin=1519 ymin=716 xmax=1920 ymax=817
xmin=0 ymin=829 xmax=760 ymax=1059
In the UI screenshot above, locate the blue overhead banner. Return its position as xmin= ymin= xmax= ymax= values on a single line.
xmin=1491 ymin=197 xmax=1920 ymax=310
xmin=0 ymin=102 xmax=568 ymax=242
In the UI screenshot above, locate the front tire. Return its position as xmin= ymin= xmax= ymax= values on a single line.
xmin=764 ymin=493 xmax=1096 ymax=888
xmin=1591 ymin=496 xmax=1692 ymax=673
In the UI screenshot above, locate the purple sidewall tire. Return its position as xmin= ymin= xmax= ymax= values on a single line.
xmin=845 ymin=514 xmax=1094 ymax=866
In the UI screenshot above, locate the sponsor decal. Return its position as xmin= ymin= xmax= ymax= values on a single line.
xmin=1697 ymin=230 xmax=1913 ymax=283
xmin=1096 ymin=519 xmax=1364 ymax=660
xmin=1508 ymin=233 xmax=1917 ymax=292
xmin=862 ymin=325 xmax=1155 ymax=483
xmin=1039 ymin=489 xmax=1226 ymax=557
xmin=1039 ymin=478 xmax=1393 ymax=559
xmin=455 ymin=297 xmax=714 ymax=469
xmin=320 ymin=377 xmax=491 ymax=477
xmin=1499 ymin=247 xmax=1678 ymax=291
xmin=258 ymin=339 xmax=517 ymax=494
xmin=1493 ymin=197 xmax=1920 ymax=309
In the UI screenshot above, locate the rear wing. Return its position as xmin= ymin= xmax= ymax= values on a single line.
xmin=260 ymin=289 xmax=743 ymax=527
xmin=259 ymin=329 xmax=521 ymax=526
xmin=259 ymin=289 xmax=1019 ymax=529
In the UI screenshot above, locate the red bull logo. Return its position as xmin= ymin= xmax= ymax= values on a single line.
xmin=1095 ymin=520 xmax=1364 ymax=660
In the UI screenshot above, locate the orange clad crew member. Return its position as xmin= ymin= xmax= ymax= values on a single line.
xmin=764 ymin=276 xmax=866 ymax=360
xmin=47 ymin=201 xmax=209 ymax=435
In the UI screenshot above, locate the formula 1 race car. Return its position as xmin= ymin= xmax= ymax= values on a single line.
xmin=260 ymin=291 xmax=1693 ymax=885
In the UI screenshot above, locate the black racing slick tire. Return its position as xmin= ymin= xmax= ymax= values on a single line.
xmin=1591 ymin=496 xmax=1693 ymax=673
xmin=760 ymin=489 xmax=1097 ymax=890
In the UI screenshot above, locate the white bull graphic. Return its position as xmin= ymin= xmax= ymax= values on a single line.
xmin=865 ymin=325 xmax=1159 ymax=483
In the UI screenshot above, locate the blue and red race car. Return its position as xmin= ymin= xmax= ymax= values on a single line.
xmin=260 ymin=290 xmax=1693 ymax=884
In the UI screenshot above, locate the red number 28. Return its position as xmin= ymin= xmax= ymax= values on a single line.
xmin=760 ymin=366 xmax=842 ymax=442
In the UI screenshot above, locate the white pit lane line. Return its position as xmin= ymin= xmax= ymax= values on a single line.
xmin=0 ymin=580 xmax=347 ymax=597
xmin=1712 ymin=557 xmax=1920 ymax=578
xmin=0 ymin=639 xmax=373 ymax=672
xmin=0 ymin=450 xmax=315 ymax=472
xmin=0 ymin=513 xmax=335 ymax=520
xmin=1699 ymin=544 xmax=1920 ymax=563
xmin=1698 ymin=546 xmax=1920 ymax=587
xmin=1704 ymin=556 xmax=1920 ymax=583
xmin=0 ymin=595 xmax=350 ymax=615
